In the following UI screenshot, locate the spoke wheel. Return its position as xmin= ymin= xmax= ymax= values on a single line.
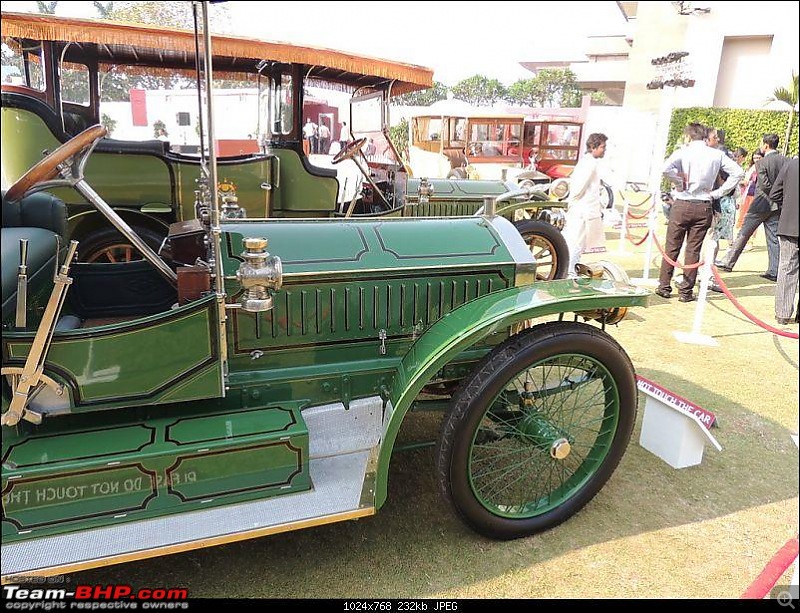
xmin=513 ymin=219 xmax=569 ymax=281
xmin=86 ymin=243 xmax=140 ymax=264
xmin=436 ymin=322 xmax=637 ymax=539
xmin=77 ymin=226 xmax=166 ymax=264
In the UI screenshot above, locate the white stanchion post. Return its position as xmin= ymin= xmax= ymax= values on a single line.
xmin=617 ymin=196 xmax=630 ymax=255
xmin=631 ymin=192 xmax=659 ymax=287
xmin=674 ymin=238 xmax=719 ymax=346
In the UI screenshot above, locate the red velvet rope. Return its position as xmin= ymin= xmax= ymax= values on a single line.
xmin=741 ymin=537 xmax=799 ymax=598
xmin=626 ymin=203 xmax=655 ymax=220
xmin=626 ymin=229 xmax=651 ymax=246
xmin=712 ymin=267 xmax=799 ymax=340
xmin=621 ymin=193 xmax=653 ymax=209
xmin=651 ymin=229 xmax=705 ymax=270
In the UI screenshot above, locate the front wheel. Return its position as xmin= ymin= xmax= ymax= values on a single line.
xmin=512 ymin=219 xmax=569 ymax=281
xmin=436 ymin=322 xmax=637 ymax=540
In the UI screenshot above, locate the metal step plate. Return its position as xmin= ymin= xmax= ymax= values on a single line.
xmin=2 ymin=396 xmax=386 ymax=581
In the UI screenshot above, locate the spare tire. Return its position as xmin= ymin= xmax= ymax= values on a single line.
xmin=512 ymin=219 xmax=569 ymax=281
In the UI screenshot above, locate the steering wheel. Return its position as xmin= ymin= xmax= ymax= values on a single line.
xmin=5 ymin=124 xmax=107 ymax=203
xmin=332 ymin=137 xmax=367 ymax=164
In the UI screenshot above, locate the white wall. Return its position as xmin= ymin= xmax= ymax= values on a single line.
xmin=583 ymin=105 xmax=659 ymax=188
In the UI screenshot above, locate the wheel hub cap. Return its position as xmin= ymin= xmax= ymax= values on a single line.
xmin=550 ymin=438 xmax=571 ymax=460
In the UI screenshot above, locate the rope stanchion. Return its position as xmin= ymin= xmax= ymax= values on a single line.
xmin=674 ymin=238 xmax=718 ymax=346
xmin=651 ymin=228 xmax=705 ymax=270
xmin=617 ymin=195 xmax=630 ymax=255
xmin=630 ymin=195 xmax=660 ymax=287
xmin=712 ymin=267 xmax=799 ymax=340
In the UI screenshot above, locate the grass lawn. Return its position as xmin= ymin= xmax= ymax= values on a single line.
xmin=75 ymin=225 xmax=799 ymax=599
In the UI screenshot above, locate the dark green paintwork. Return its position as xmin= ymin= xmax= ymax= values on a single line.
xmin=2 ymin=401 xmax=309 ymax=541
xmin=221 ymin=217 xmax=516 ymax=276
xmin=220 ymin=218 xmax=517 ymax=386
xmin=2 ymin=296 xmax=223 ymax=411
xmin=375 ymin=278 xmax=649 ymax=507
xmin=467 ymin=354 xmax=620 ymax=519
xmin=1 ymin=108 xmax=339 ymax=223
xmin=1 ymin=107 xmax=648 ymax=554
xmin=1 ymin=108 xmax=173 ymax=210
xmin=173 ymin=156 xmax=276 ymax=221
xmin=3 ymin=106 xmax=554 ymax=225
xmin=267 ymin=149 xmax=339 ymax=216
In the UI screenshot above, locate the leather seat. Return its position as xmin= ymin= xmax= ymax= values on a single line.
xmin=1 ymin=191 xmax=68 ymax=322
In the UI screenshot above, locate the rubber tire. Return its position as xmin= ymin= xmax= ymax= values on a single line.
xmin=436 ymin=321 xmax=638 ymax=540
xmin=512 ymin=218 xmax=569 ymax=281
xmin=447 ymin=167 xmax=468 ymax=180
xmin=600 ymin=181 xmax=615 ymax=209
xmin=76 ymin=225 xmax=166 ymax=263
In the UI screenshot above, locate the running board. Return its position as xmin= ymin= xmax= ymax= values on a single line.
xmin=2 ymin=397 xmax=387 ymax=581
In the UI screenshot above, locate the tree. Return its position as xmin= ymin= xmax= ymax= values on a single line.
xmin=392 ymin=82 xmax=449 ymax=106
xmin=35 ymin=2 xmax=58 ymax=14
xmin=100 ymin=1 xmax=233 ymax=31
xmin=88 ymin=1 xmax=235 ymax=101
xmin=506 ymin=79 xmax=541 ymax=108
xmin=388 ymin=118 xmax=409 ymax=161
xmin=101 ymin=112 xmax=117 ymax=136
xmin=450 ymin=75 xmax=507 ymax=107
xmin=506 ymin=69 xmax=582 ymax=108
xmin=92 ymin=2 xmax=114 ymax=18
xmin=767 ymin=71 xmax=798 ymax=155
xmin=153 ymin=119 xmax=167 ymax=139
xmin=99 ymin=2 xmax=194 ymax=29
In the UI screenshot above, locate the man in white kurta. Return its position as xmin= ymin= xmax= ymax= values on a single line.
xmin=562 ymin=133 xmax=608 ymax=278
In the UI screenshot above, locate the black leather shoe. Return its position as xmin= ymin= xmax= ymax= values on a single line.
xmin=678 ymin=294 xmax=696 ymax=303
xmin=710 ymin=283 xmax=723 ymax=293
xmin=759 ymin=273 xmax=777 ymax=282
xmin=715 ymin=262 xmax=733 ymax=272
xmin=776 ymin=317 xmax=792 ymax=325
xmin=655 ymin=288 xmax=672 ymax=299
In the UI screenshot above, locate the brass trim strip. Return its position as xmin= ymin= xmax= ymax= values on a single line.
xmin=276 ymin=261 xmax=520 ymax=279
xmin=1 ymin=507 xmax=375 ymax=583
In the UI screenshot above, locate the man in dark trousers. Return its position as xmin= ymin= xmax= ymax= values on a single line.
xmin=716 ymin=133 xmax=787 ymax=280
xmin=770 ymin=156 xmax=799 ymax=325
xmin=658 ymin=123 xmax=743 ymax=302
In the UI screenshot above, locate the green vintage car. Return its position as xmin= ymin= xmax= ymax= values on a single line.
xmin=1 ymin=2 xmax=649 ymax=581
xmin=1 ymin=10 xmax=570 ymax=280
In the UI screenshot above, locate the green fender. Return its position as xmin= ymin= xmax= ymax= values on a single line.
xmin=495 ymin=198 xmax=567 ymax=217
xmin=375 ymin=278 xmax=650 ymax=508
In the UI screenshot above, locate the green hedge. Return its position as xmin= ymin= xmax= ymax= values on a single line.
xmin=666 ymin=107 xmax=798 ymax=159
